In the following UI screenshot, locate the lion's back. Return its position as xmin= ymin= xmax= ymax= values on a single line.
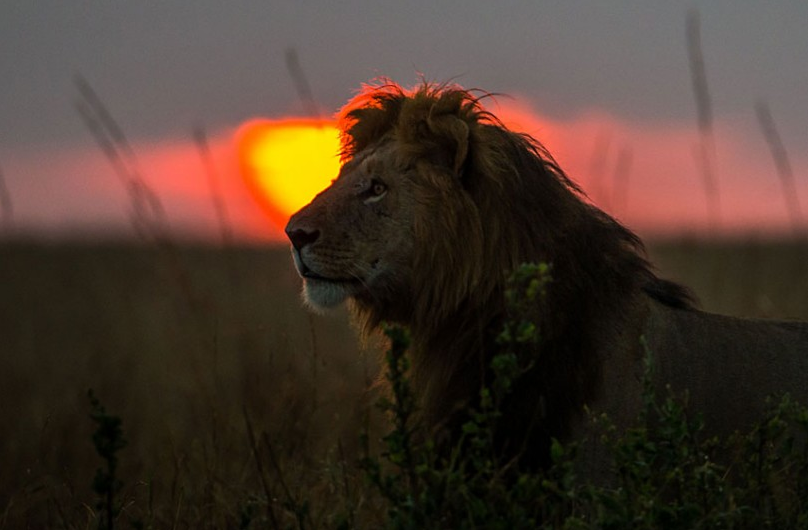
xmin=644 ymin=303 xmax=808 ymax=436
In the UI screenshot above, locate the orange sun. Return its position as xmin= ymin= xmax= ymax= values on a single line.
xmin=237 ymin=119 xmax=341 ymax=228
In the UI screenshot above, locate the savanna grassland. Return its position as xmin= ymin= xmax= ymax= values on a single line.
xmin=1 ymin=238 xmax=807 ymax=528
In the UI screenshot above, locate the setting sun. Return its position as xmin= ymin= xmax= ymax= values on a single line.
xmin=237 ymin=119 xmax=341 ymax=228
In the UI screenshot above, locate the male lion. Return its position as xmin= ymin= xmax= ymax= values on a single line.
xmin=285 ymin=81 xmax=808 ymax=468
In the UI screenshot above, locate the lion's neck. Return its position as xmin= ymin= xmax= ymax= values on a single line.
xmin=405 ymin=301 xmax=502 ymax=430
xmin=396 ymin=225 xmax=654 ymax=459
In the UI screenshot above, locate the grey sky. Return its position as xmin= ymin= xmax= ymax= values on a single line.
xmin=3 ymin=2 xmax=807 ymax=150
xmin=2 ymin=2 xmax=808 ymax=240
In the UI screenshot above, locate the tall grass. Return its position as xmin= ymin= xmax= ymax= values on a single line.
xmin=0 ymin=243 xmax=376 ymax=527
xmin=1 ymin=245 xmax=806 ymax=527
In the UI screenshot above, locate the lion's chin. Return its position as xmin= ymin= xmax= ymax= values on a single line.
xmin=302 ymin=278 xmax=354 ymax=311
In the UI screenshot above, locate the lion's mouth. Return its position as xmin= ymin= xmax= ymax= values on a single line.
xmin=293 ymin=251 xmax=362 ymax=285
xmin=302 ymin=268 xmax=360 ymax=284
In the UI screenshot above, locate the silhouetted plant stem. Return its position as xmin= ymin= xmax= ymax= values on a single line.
xmin=285 ymin=48 xmax=321 ymax=120
xmin=88 ymin=390 xmax=127 ymax=530
xmin=243 ymin=408 xmax=281 ymax=530
xmin=687 ymin=9 xmax=721 ymax=231
xmin=0 ymin=166 xmax=13 ymax=230
xmin=755 ymin=100 xmax=804 ymax=234
xmin=74 ymin=74 xmax=167 ymax=240
xmin=193 ymin=126 xmax=234 ymax=247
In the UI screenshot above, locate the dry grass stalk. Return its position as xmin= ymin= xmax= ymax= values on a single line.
xmin=611 ymin=146 xmax=633 ymax=217
xmin=74 ymin=75 xmax=208 ymax=324
xmin=285 ymin=48 xmax=322 ymax=120
xmin=193 ymin=126 xmax=233 ymax=246
xmin=73 ymin=75 xmax=167 ymax=240
xmin=587 ymin=131 xmax=613 ymax=210
xmin=686 ymin=9 xmax=721 ymax=231
xmin=243 ymin=408 xmax=282 ymax=530
xmin=755 ymin=101 xmax=804 ymax=234
xmin=0 ymin=166 xmax=12 ymax=229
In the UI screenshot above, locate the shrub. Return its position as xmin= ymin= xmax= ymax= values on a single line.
xmin=362 ymin=263 xmax=808 ymax=529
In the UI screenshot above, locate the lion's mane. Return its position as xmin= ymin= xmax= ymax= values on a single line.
xmin=336 ymin=82 xmax=695 ymax=466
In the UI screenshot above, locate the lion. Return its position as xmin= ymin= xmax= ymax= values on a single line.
xmin=285 ymin=81 xmax=808 ymax=469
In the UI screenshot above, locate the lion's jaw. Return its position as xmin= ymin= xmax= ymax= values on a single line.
xmin=290 ymin=246 xmax=362 ymax=309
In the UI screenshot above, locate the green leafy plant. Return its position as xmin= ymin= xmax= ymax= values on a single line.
xmin=360 ymin=263 xmax=581 ymax=529
xmin=88 ymin=389 xmax=129 ymax=530
xmin=361 ymin=263 xmax=808 ymax=529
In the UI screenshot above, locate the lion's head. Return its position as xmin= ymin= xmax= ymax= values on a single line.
xmin=286 ymin=81 xmax=694 ymax=465
xmin=287 ymin=82 xmax=594 ymax=331
xmin=285 ymin=137 xmax=418 ymax=314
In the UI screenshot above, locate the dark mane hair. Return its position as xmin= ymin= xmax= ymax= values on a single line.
xmin=338 ymin=81 xmax=695 ymax=466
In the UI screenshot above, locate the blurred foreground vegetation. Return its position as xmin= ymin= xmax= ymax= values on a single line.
xmin=1 ymin=238 xmax=807 ymax=528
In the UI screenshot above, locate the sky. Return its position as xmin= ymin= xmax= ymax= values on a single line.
xmin=2 ymin=2 xmax=808 ymax=241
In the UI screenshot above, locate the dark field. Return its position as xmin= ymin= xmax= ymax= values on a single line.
xmin=1 ymin=239 xmax=807 ymax=527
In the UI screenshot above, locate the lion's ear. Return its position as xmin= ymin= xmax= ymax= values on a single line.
xmin=422 ymin=115 xmax=470 ymax=178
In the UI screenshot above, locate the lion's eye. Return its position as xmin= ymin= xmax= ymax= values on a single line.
xmin=364 ymin=179 xmax=387 ymax=204
xmin=371 ymin=181 xmax=387 ymax=196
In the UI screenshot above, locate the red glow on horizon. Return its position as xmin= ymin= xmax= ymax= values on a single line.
xmin=236 ymin=119 xmax=341 ymax=229
xmin=220 ymin=101 xmax=808 ymax=241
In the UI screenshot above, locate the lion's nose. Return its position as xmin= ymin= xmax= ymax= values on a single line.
xmin=286 ymin=227 xmax=320 ymax=250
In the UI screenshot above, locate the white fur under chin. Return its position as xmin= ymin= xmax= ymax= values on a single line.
xmin=303 ymin=279 xmax=350 ymax=310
